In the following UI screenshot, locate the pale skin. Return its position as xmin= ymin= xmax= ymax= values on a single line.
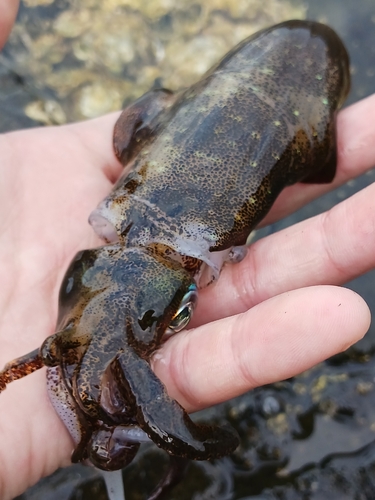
xmin=0 ymin=2 xmax=374 ymax=498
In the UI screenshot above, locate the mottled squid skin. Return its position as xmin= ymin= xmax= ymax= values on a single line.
xmin=0 ymin=20 xmax=350 ymax=498
xmin=91 ymin=20 xmax=349 ymax=282
xmin=42 ymin=245 xmax=238 ymax=470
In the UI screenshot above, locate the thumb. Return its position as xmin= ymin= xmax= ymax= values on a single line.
xmin=0 ymin=0 xmax=19 ymax=50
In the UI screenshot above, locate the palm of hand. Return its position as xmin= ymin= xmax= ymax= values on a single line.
xmin=0 ymin=116 xmax=121 ymax=496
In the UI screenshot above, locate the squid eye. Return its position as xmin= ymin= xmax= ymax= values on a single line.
xmin=168 ymin=284 xmax=198 ymax=333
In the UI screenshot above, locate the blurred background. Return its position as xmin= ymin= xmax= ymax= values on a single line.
xmin=2 ymin=0 xmax=375 ymax=498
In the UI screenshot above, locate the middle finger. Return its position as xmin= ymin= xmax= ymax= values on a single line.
xmin=193 ymin=180 xmax=375 ymax=326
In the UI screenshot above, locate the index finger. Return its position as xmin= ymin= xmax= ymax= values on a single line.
xmin=263 ymin=93 xmax=375 ymax=225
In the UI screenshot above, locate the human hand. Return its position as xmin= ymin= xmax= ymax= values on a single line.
xmin=153 ymin=93 xmax=375 ymax=411
xmin=1 ymin=95 xmax=373 ymax=500
xmin=0 ymin=0 xmax=18 ymax=49
xmin=1 ymin=6 xmax=375 ymax=499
